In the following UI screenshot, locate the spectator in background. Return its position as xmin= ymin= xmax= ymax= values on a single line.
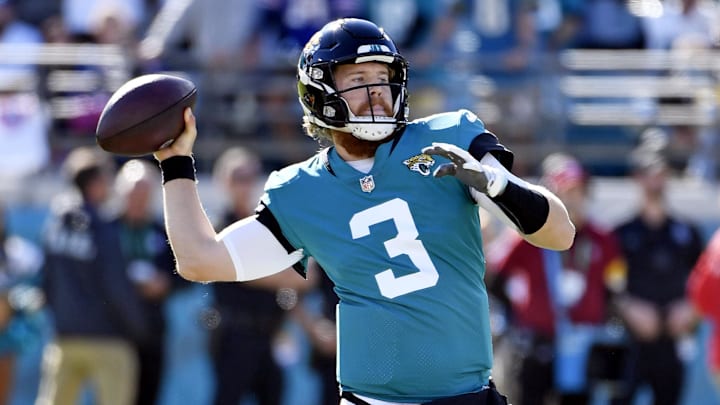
xmin=61 ymin=2 xmax=142 ymax=136
xmin=11 ymin=0 xmax=59 ymax=28
xmin=38 ymin=13 xmax=69 ymax=44
xmin=0 ymin=0 xmax=43 ymax=47
xmin=565 ymin=0 xmax=646 ymax=50
xmin=489 ymin=153 xmax=625 ymax=405
xmin=153 ymin=0 xmax=263 ymax=71
xmin=0 ymin=83 xmax=51 ymax=184
xmin=0 ymin=203 xmax=45 ymax=405
xmin=532 ymin=0 xmax=585 ymax=51
xmin=641 ymin=0 xmax=719 ymax=51
xmin=0 ymin=0 xmax=49 ymax=185
xmin=208 ymin=147 xmax=313 ymax=405
xmin=687 ymin=193 xmax=720 ymax=392
xmin=87 ymin=2 xmax=141 ymax=48
xmin=114 ymin=159 xmax=184 ymax=405
xmin=35 ymin=147 xmax=150 ymax=405
xmin=443 ymin=0 xmax=539 ymax=74
xmin=611 ymin=147 xmax=703 ymax=405
xmin=61 ymin=0 xmax=147 ymax=42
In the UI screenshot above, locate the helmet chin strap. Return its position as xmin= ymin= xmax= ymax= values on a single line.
xmin=345 ymin=114 xmax=397 ymax=141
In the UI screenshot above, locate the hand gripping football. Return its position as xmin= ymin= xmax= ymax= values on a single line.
xmin=95 ymin=73 xmax=197 ymax=156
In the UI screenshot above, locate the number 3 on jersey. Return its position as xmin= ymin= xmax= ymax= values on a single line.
xmin=349 ymin=198 xmax=439 ymax=299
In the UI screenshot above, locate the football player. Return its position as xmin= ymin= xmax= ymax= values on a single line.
xmin=154 ymin=18 xmax=575 ymax=405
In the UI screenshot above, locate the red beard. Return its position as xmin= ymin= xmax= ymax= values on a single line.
xmin=332 ymin=97 xmax=396 ymax=157
xmin=333 ymin=131 xmax=384 ymax=158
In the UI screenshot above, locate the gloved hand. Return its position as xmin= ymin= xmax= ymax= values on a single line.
xmin=422 ymin=142 xmax=508 ymax=197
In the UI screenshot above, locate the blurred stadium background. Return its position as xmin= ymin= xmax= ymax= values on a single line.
xmin=2 ymin=0 xmax=720 ymax=404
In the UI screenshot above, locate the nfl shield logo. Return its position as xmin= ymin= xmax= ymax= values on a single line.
xmin=359 ymin=175 xmax=375 ymax=193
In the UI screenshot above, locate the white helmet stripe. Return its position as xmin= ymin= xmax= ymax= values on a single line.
xmin=355 ymin=55 xmax=395 ymax=64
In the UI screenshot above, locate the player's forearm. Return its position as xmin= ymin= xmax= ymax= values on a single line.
xmin=162 ymin=179 xmax=236 ymax=282
xmin=521 ymin=186 xmax=575 ymax=251
xmin=477 ymin=160 xmax=574 ymax=250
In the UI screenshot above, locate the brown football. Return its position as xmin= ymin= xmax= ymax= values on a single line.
xmin=95 ymin=73 xmax=197 ymax=156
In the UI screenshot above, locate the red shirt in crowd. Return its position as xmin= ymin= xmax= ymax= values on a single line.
xmin=491 ymin=222 xmax=625 ymax=339
xmin=687 ymin=230 xmax=720 ymax=373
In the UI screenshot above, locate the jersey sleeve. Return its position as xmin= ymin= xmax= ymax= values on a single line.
xmin=260 ymin=169 xmax=302 ymax=251
xmin=258 ymin=168 xmax=310 ymax=275
xmin=218 ymin=215 xmax=305 ymax=280
xmin=255 ymin=201 xmax=307 ymax=276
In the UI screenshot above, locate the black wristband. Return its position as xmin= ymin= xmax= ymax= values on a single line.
xmin=159 ymin=155 xmax=196 ymax=184
xmin=490 ymin=181 xmax=549 ymax=234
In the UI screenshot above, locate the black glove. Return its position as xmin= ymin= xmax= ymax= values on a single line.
xmin=422 ymin=142 xmax=507 ymax=197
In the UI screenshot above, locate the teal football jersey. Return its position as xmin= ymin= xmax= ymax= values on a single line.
xmin=261 ymin=110 xmax=504 ymax=402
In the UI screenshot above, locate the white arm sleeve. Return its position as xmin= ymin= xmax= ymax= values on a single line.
xmin=473 ymin=153 xmax=533 ymax=233
xmin=217 ymin=216 xmax=305 ymax=282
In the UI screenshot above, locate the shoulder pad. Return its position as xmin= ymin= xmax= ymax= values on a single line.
xmin=413 ymin=109 xmax=485 ymax=132
xmin=263 ymin=154 xmax=325 ymax=191
xmin=469 ymin=132 xmax=514 ymax=171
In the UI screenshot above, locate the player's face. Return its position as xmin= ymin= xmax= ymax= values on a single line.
xmin=334 ymin=62 xmax=394 ymax=118
xmin=636 ymin=165 xmax=667 ymax=199
xmin=124 ymin=179 xmax=153 ymax=220
xmin=227 ymin=166 xmax=258 ymax=206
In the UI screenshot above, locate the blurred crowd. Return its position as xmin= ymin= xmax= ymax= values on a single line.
xmin=1 ymin=0 xmax=720 ymax=405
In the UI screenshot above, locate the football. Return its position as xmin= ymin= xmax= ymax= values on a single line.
xmin=95 ymin=73 xmax=197 ymax=156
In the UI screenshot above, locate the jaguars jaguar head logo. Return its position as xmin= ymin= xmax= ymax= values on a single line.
xmin=403 ymin=154 xmax=435 ymax=176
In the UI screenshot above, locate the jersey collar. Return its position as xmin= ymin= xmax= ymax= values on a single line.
xmin=320 ymin=127 xmax=407 ymax=177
